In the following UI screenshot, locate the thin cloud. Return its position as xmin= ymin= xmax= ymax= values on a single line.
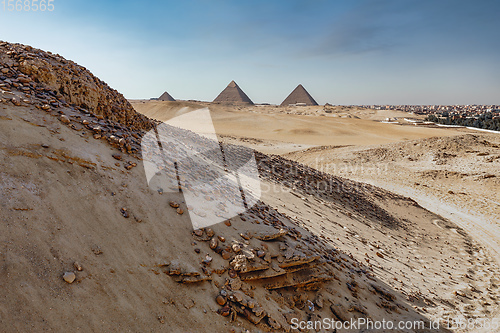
xmin=304 ymin=0 xmax=421 ymax=57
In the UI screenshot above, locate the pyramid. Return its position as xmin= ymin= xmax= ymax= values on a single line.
xmin=158 ymin=91 xmax=175 ymax=101
xmin=213 ymin=80 xmax=254 ymax=104
xmin=280 ymin=84 xmax=318 ymax=106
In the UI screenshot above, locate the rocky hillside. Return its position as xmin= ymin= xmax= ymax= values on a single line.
xmin=0 ymin=41 xmax=152 ymax=131
xmin=0 ymin=100 xmax=445 ymax=332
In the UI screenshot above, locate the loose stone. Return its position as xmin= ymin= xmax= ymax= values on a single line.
xmin=62 ymin=271 xmax=76 ymax=283
xmin=60 ymin=115 xmax=70 ymax=124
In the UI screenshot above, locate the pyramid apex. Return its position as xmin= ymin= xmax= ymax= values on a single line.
xmin=280 ymin=84 xmax=318 ymax=106
xmin=213 ymin=81 xmax=253 ymax=104
xmin=158 ymin=91 xmax=175 ymax=101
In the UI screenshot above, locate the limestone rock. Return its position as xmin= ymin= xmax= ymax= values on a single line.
xmin=62 ymin=271 xmax=76 ymax=283
xmin=255 ymin=228 xmax=287 ymax=241
xmin=60 ymin=115 xmax=70 ymax=124
xmin=73 ymin=262 xmax=83 ymax=271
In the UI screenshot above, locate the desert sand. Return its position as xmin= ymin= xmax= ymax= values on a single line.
xmin=133 ymin=99 xmax=500 ymax=332
xmin=1 ymin=41 xmax=499 ymax=333
xmin=131 ymin=100 xmax=467 ymax=154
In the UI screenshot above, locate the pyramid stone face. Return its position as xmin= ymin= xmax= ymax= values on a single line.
xmin=280 ymin=84 xmax=318 ymax=106
xmin=159 ymin=91 xmax=175 ymax=101
xmin=213 ymin=80 xmax=254 ymax=104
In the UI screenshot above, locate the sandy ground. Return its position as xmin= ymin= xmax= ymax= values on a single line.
xmin=131 ymin=100 xmax=500 ymax=332
xmin=284 ymin=134 xmax=500 ymax=222
xmin=261 ymin=178 xmax=500 ymax=331
xmin=2 ymin=101 xmax=486 ymax=332
xmin=284 ymin=134 xmax=500 ymax=332
xmin=131 ymin=100 xmax=465 ymax=154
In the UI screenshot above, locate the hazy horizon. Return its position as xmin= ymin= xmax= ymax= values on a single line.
xmin=1 ymin=0 xmax=499 ymax=105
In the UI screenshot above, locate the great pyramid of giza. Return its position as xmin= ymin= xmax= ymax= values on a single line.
xmin=158 ymin=91 xmax=175 ymax=101
xmin=213 ymin=80 xmax=254 ymax=104
xmin=280 ymin=84 xmax=318 ymax=106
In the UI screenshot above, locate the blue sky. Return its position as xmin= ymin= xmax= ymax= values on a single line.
xmin=1 ymin=0 xmax=499 ymax=105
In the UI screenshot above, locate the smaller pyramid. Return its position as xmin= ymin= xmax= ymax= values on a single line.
xmin=280 ymin=84 xmax=318 ymax=106
xmin=213 ymin=81 xmax=254 ymax=105
xmin=158 ymin=91 xmax=175 ymax=101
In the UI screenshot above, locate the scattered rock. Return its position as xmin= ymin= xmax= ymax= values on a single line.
xmin=209 ymin=237 xmax=218 ymax=250
xmin=230 ymin=255 xmax=247 ymax=272
xmin=11 ymin=98 xmax=21 ymax=106
xmin=218 ymin=306 xmax=231 ymax=317
xmin=216 ymin=295 xmax=226 ymax=306
xmin=182 ymin=299 xmax=195 ymax=309
xmin=91 ymin=246 xmax=103 ymax=255
xmin=203 ymin=255 xmax=213 ymax=265
xmin=60 ymin=115 xmax=70 ymax=124
xmin=230 ymin=277 xmax=243 ymax=290
xmin=206 ymin=228 xmax=215 ymax=237
xmin=233 ymin=291 xmax=245 ymax=302
xmin=62 ymin=271 xmax=76 ymax=283
xmin=73 ymin=262 xmax=83 ymax=271
xmin=240 ymin=232 xmax=252 ymax=240
xmin=168 ymin=264 xmax=182 ymax=275
xmin=124 ymin=162 xmax=137 ymax=170
xmin=255 ymin=228 xmax=287 ymax=241
xmin=222 ymin=250 xmax=232 ymax=260
xmin=228 ymin=269 xmax=238 ymax=278
xmin=120 ymin=207 xmax=129 ymax=218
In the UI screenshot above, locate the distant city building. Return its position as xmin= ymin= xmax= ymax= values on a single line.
xmin=358 ymin=104 xmax=499 ymax=118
